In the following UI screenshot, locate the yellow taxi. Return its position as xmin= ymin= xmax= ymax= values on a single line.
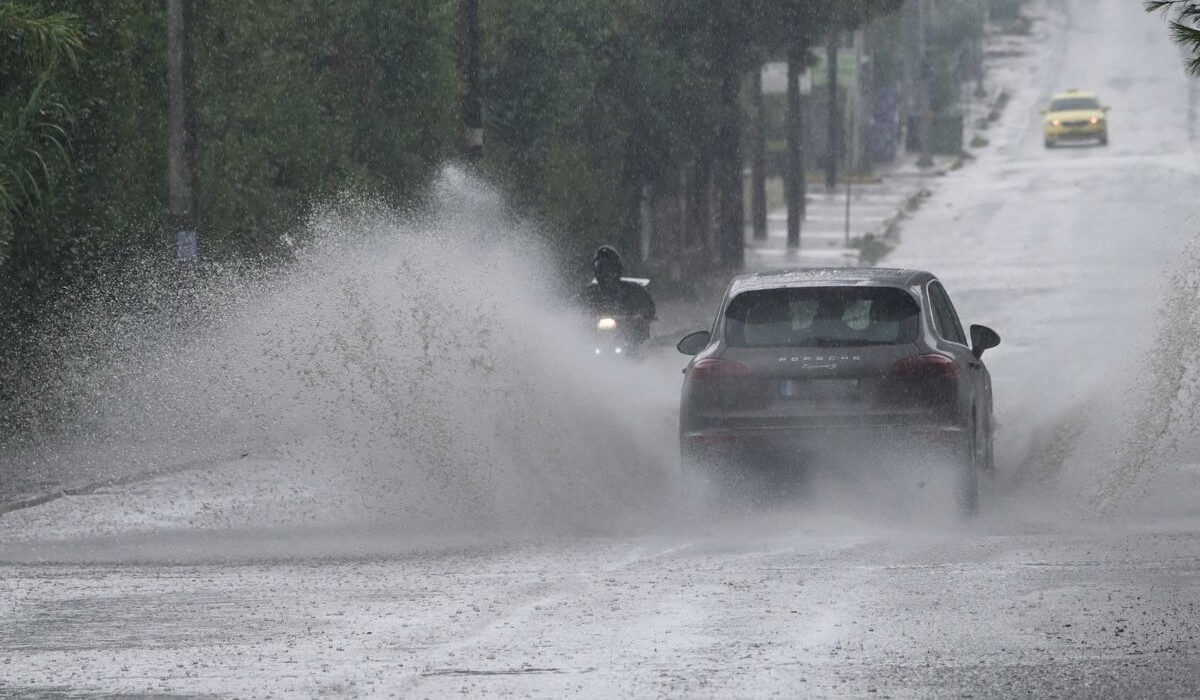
xmin=1042 ymin=90 xmax=1109 ymax=147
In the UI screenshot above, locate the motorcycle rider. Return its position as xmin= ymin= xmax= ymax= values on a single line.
xmin=578 ymin=245 xmax=656 ymax=346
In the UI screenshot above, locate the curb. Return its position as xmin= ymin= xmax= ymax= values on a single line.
xmin=0 ymin=451 xmax=249 ymax=518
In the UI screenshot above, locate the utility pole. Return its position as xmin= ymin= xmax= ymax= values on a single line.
xmin=167 ymin=0 xmax=198 ymax=265
xmin=785 ymin=46 xmax=807 ymax=249
xmin=825 ymin=28 xmax=840 ymax=190
xmin=715 ymin=67 xmax=745 ymax=269
xmin=460 ymin=0 xmax=483 ymax=162
xmin=975 ymin=0 xmax=988 ymax=98
xmin=917 ymin=0 xmax=934 ymax=168
xmin=845 ymin=30 xmax=864 ymax=247
xmin=844 ymin=64 xmax=853 ymax=247
xmin=751 ymin=66 xmax=767 ymax=241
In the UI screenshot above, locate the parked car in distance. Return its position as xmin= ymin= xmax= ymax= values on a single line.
xmin=677 ymin=268 xmax=1000 ymax=514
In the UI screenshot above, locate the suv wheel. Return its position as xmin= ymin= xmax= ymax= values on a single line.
xmin=957 ymin=426 xmax=980 ymax=517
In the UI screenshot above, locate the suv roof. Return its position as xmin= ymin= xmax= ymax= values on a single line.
xmin=727 ymin=267 xmax=932 ymax=295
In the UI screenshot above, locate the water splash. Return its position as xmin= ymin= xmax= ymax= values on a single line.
xmin=2 ymin=168 xmax=679 ymax=533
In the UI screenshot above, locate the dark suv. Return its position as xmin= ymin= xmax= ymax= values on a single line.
xmin=677 ymin=268 xmax=1000 ymax=512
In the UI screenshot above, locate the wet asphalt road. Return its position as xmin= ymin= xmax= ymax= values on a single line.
xmin=5 ymin=0 xmax=1200 ymax=697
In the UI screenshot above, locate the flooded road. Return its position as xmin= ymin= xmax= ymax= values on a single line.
xmin=5 ymin=0 xmax=1200 ymax=696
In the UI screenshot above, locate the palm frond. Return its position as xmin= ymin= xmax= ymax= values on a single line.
xmin=25 ymin=147 xmax=53 ymax=188
xmin=1147 ymin=0 xmax=1200 ymax=75
xmin=0 ymin=4 xmax=82 ymax=257
xmin=0 ymin=4 xmax=84 ymax=72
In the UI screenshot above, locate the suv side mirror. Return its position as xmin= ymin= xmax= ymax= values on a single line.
xmin=969 ymin=324 xmax=1001 ymax=359
xmin=677 ymin=330 xmax=712 ymax=355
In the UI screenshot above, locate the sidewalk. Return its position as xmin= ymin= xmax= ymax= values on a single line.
xmin=746 ymin=156 xmax=955 ymax=272
xmin=652 ymin=154 xmax=955 ymax=345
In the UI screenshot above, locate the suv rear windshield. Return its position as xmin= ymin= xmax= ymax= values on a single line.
xmin=1049 ymin=96 xmax=1099 ymax=111
xmin=723 ymin=286 xmax=920 ymax=348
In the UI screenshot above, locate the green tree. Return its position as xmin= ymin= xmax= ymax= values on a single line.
xmin=1 ymin=1 xmax=464 ymax=424
xmin=484 ymin=0 xmax=625 ymax=256
xmin=1 ymin=0 xmax=461 ymax=303
xmin=0 ymin=3 xmax=83 ymax=267
xmin=195 ymin=0 xmax=460 ymax=258
xmin=481 ymin=0 xmax=705 ymax=265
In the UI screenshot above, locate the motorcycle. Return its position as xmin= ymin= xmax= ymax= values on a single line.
xmin=590 ymin=314 xmax=646 ymax=358
xmin=583 ymin=276 xmax=654 ymax=359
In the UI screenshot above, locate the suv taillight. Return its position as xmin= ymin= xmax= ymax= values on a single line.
xmin=891 ymin=353 xmax=960 ymax=380
xmin=688 ymin=358 xmax=750 ymax=383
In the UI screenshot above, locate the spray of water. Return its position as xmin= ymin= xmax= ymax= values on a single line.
xmin=1086 ymin=233 xmax=1200 ymax=518
xmin=991 ymin=224 xmax=1200 ymax=525
xmin=2 ymin=168 xmax=681 ymax=536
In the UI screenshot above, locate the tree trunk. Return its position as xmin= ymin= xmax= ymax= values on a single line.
xmin=167 ymin=0 xmax=198 ymax=264
xmin=916 ymin=0 xmax=933 ymax=167
xmin=786 ymin=47 xmax=806 ymax=249
xmin=689 ymin=154 xmax=714 ymax=265
xmin=825 ymin=28 xmax=840 ymax=191
xmin=750 ymin=67 xmax=767 ymax=241
xmin=459 ymin=0 xmax=483 ymax=162
xmin=715 ymin=68 xmax=745 ymax=269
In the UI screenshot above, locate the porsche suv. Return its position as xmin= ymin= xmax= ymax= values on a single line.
xmin=676 ymin=268 xmax=1000 ymax=512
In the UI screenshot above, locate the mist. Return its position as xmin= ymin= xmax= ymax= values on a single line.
xmin=2 ymin=168 xmax=682 ymax=543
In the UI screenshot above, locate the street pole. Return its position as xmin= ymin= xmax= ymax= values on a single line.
xmin=845 ymin=87 xmax=853 ymax=247
xmin=460 ymin=0 xmax=483 ymax=162
xmin=167 ymin=0 xmax=198 ymax=265
xmin=715 ymin=67 xmax=745 ymax=269
xmin=786 ymin=46 xmax=807 ymax=249
xmin=917 ymin=0 xmax=934 ymax=168
xmin=825 ymin=28 xmax=840 ymax=190
xmin=845 ymin=30 xmax=864 ymax=247
xmin=751 ymin=66 xmax=768 ymax=241
xmin=975 ymin=0 xmax=987 ymax=98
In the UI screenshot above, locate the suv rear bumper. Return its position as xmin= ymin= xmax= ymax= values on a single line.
xmin=681 ymin=424 xmax=968 ymax=471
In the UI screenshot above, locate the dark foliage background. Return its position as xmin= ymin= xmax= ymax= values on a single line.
xmin=0 ymin=0 xmax=932 ymax=432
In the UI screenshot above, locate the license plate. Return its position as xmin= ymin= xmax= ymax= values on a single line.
xmin=778 ymin=378 xmax=858 ymax=400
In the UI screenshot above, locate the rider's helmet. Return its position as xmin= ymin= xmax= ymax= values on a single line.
xmin=593 ymin=245 xmax=623 ymax=285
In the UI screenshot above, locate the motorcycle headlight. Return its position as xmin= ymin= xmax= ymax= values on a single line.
xmin=597 ymin=317 xmax=617 ymax=331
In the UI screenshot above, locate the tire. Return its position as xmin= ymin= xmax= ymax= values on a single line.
xmin=980 ymin=421 xmax=995 ymax=475
xmin=680 ymin=442 xmax=722 ymax=520
xmin=681 ymin=442 xmax=761 ymax=518
xmin=1044 ymin=139 xmax=1055 ymax=149
xmin=679 ymin=464 xmax=708 ymax=522
xmin=956 ymin=424 xmax=980 ymax=517
xmin=1099 ymin=132 xmax=1108 ymax=146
